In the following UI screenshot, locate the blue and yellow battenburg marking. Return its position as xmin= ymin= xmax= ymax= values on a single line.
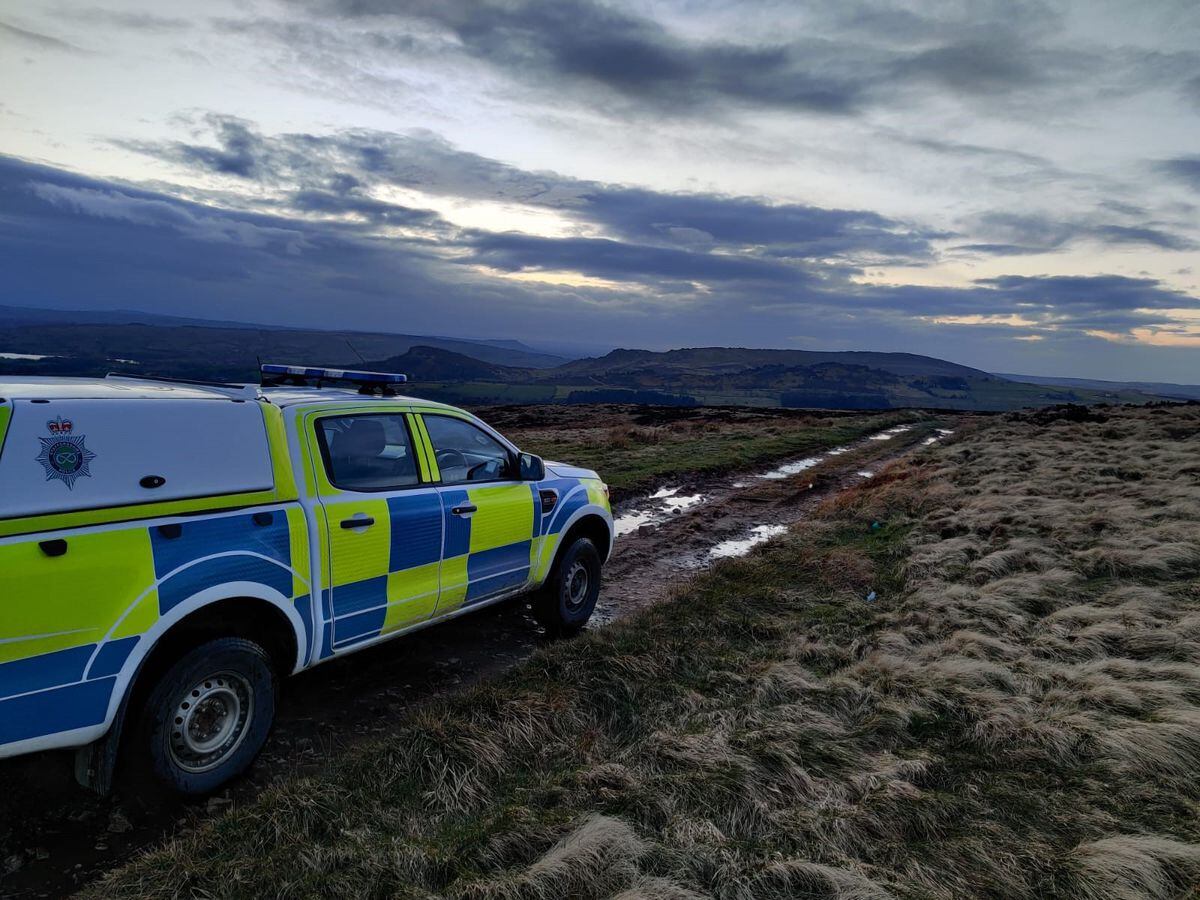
xmin=0 ymin=398 xmax=610 ymax=754
xmin=0 ymin=507 xmax=312 ymax=747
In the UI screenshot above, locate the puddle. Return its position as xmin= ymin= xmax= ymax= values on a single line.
xmin=710 ymin=524 xmax=788 ymax=559
xmin=616 ymin=422 xmax=931 ymax=539
xmin=748 ymin=424 xmax=912 ymax=482
xmin=614 ymin=487 xmax=706 ymax=536
xmin=922 ymin=428 xmax=955 ymax=446
xmin=756 ymin=455 xmax=822 ymax=481
xmin=868 ymin=424 xmax=914 ymax=440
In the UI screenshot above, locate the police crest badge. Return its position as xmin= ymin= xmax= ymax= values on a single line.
xmin=36 ymin=416 xmax=96 ymax=489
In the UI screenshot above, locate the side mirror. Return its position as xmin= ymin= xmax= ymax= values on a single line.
xmin=518 ymin=452 xmax=545 ymax=482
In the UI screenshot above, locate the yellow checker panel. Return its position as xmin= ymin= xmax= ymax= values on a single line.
xmin=438 ymin=554 xmax=469 ymax=614
xmin=467 ymin=484 xmax=534 ymax=553
xmin=325 ymin=499 xmax=391 ymax=586
xmin=286 ymin=506 xmax=311 ymax=598
xmin=383 ymin=561 xmax=441 ymax=632
xmin=0 ymin=526 xmax=156 ymax=664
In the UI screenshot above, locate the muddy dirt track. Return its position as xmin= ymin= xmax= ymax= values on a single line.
xmin=0 ymin=419 xmax=956 ymax=899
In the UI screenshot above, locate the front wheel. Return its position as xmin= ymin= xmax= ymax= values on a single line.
xmin=532 ymin=537 xmax=602 ymax=636
xmin=140 ymin=637 xmax=277 ymax=795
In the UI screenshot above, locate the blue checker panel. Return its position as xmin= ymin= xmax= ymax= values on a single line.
xmin=388 ymin=492 xmax=443 ymax=571
xmin=468 ymin=541 xmax=532 ymax=581
xmin=467 ymin=569 xmax=530 ymax=603
xmin=334 ymin=607 xmax=388 ymax=646
xmin=0 ymin=644 xmax=95 ymax=700
xmin=294 ymin=593 xmax=314 ymax=666
xmin=88 ymin=637 xmax=139 ymax=680
xmin=530 ymin=484 xmax=543 ymax=537
xmin=466 ymin=541 xmax=531 ymax=604
xmin=158 ymin=555 xmax=293 ymax=614
xmin=547 ymin=485 xmax=590 ymax=534
xmin=332 ymin=576 xmax=388 ymax=646
xmin=0 ymin=677 xmax=115 ymax=745
xmin=150 ymin=511 xmax=291 ymax=578
xmin=331 ymin=576 xmax=388 ymax=618
xmin=440 ymin=489 xmax=472 ymax=558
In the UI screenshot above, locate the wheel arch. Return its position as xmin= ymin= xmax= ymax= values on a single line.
xmin=543 ymin=511 xmax=613 ymax=582
xmin=78 ymin=585 xmax=304 ymax=794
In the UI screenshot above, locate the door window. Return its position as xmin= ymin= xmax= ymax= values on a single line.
xmin=317 ymin=414 xmax=420 ymax=491
xmin=423 ymin=415 xmax=514 ymax=484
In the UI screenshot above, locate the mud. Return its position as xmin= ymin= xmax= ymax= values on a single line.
xmin=0 ymin=418 xmax=954 ymax=899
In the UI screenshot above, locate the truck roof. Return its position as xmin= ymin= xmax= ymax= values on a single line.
xmin=0 ymin=376 xmax=457 ymax=411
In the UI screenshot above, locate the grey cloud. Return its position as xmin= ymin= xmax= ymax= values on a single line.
xmin=1160 ymin=156 xmax=1200 ymax=192
xmin=959 ymin=211 xmax=1196 ymax=255
xmin=276 ymin=0 xmax=1194 ymax=122
xmin=305 ymin=0 xmax=870 ymax=115
xmin=466 ymin=232 xmax=813 ymax=284
xmin=0 ymin=19 xmax=89 ymax=53
xmin=1186 ymin=74 xmax=1200 ymax=109
xmin=70 ymin=9 xmax=190 ymax=31
xmin=4 ymin=153 xmax=1198 ymax=376
xmin=122 ymin=115 xmax=939 ymax=264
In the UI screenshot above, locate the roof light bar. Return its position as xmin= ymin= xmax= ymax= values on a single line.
xmin=260 ymin=364 xmax=408 ymax=394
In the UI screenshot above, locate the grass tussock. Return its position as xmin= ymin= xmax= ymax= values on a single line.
xmin=89 ymin=405 xmax=1200 ymax=898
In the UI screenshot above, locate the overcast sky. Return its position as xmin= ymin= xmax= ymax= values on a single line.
xmin=1 ymin=0 xmax=1198 ymax=378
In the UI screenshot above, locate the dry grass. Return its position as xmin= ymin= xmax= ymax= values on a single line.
xmin=87 ymin=404 xmax=1200 ymax=899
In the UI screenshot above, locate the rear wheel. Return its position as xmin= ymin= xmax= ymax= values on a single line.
xmin=140 ymin=637 xmax=277 ymax=795
xmin=532 ymin=537 xmax=602 ymax=636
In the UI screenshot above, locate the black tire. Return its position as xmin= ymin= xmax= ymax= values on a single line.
xmin=140 ymin=637 xmax=277 ymax=795
xmin=532 ymin=537 xmax=602 ymax=636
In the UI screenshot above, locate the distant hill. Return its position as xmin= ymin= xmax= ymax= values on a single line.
xmin=996 ymin=373 xmax=1200 ymax=402
xmin=368 ymin=345 xmax=532 ymax=382
xmin=557 ymin=347 xmax=990 ymax=381
xmin=0 ymin=316 xmax=1174 ymax=411
xmin=0 ymin=321 xmax=566 ymax=380
xmin=392 ymin=345 xmax=1161 ymax=411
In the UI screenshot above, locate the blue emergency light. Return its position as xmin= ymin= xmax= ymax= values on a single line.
xmin=260 ymin=364 xmax=409 ymax=394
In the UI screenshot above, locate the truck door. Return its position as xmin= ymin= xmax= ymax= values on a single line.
xmin=310 ymin=411 xmax=443 ymax=651
xmin=415 ymin=413 xmax=536 ymax=614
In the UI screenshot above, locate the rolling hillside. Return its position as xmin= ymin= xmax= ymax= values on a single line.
xmin=0 ymin=319 xmax=566 ymax=380
xmin=0 ymin=310 xmax=1169 ymax=411
xmin=395 ymin=346 xmax=1159 ymax=411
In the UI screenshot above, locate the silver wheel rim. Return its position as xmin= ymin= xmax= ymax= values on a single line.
xmin=565 ymin=561 xmax=590 ymax=611
xmin=168 ymin=671 xmax=254 ymax=774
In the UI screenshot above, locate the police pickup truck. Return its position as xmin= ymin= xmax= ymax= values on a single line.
xmin=0 ymin=367 xmax=612 ymax=794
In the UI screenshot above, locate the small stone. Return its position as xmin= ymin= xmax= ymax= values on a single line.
xmin=107 ymin=809 xmax=134 ymax=834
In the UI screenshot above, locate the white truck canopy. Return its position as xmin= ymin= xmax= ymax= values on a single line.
xmin=0 ymin=397 xmax=274 ymax=519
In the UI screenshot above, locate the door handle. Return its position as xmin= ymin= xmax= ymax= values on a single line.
xmin=451 ymin=504 xmax=478 ymax=516
xmin=340 ymin=515 xmax=376 ymax=529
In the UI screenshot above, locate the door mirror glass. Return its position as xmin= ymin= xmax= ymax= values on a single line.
xmin=519 ymin=452 xmax=545 ymax=482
